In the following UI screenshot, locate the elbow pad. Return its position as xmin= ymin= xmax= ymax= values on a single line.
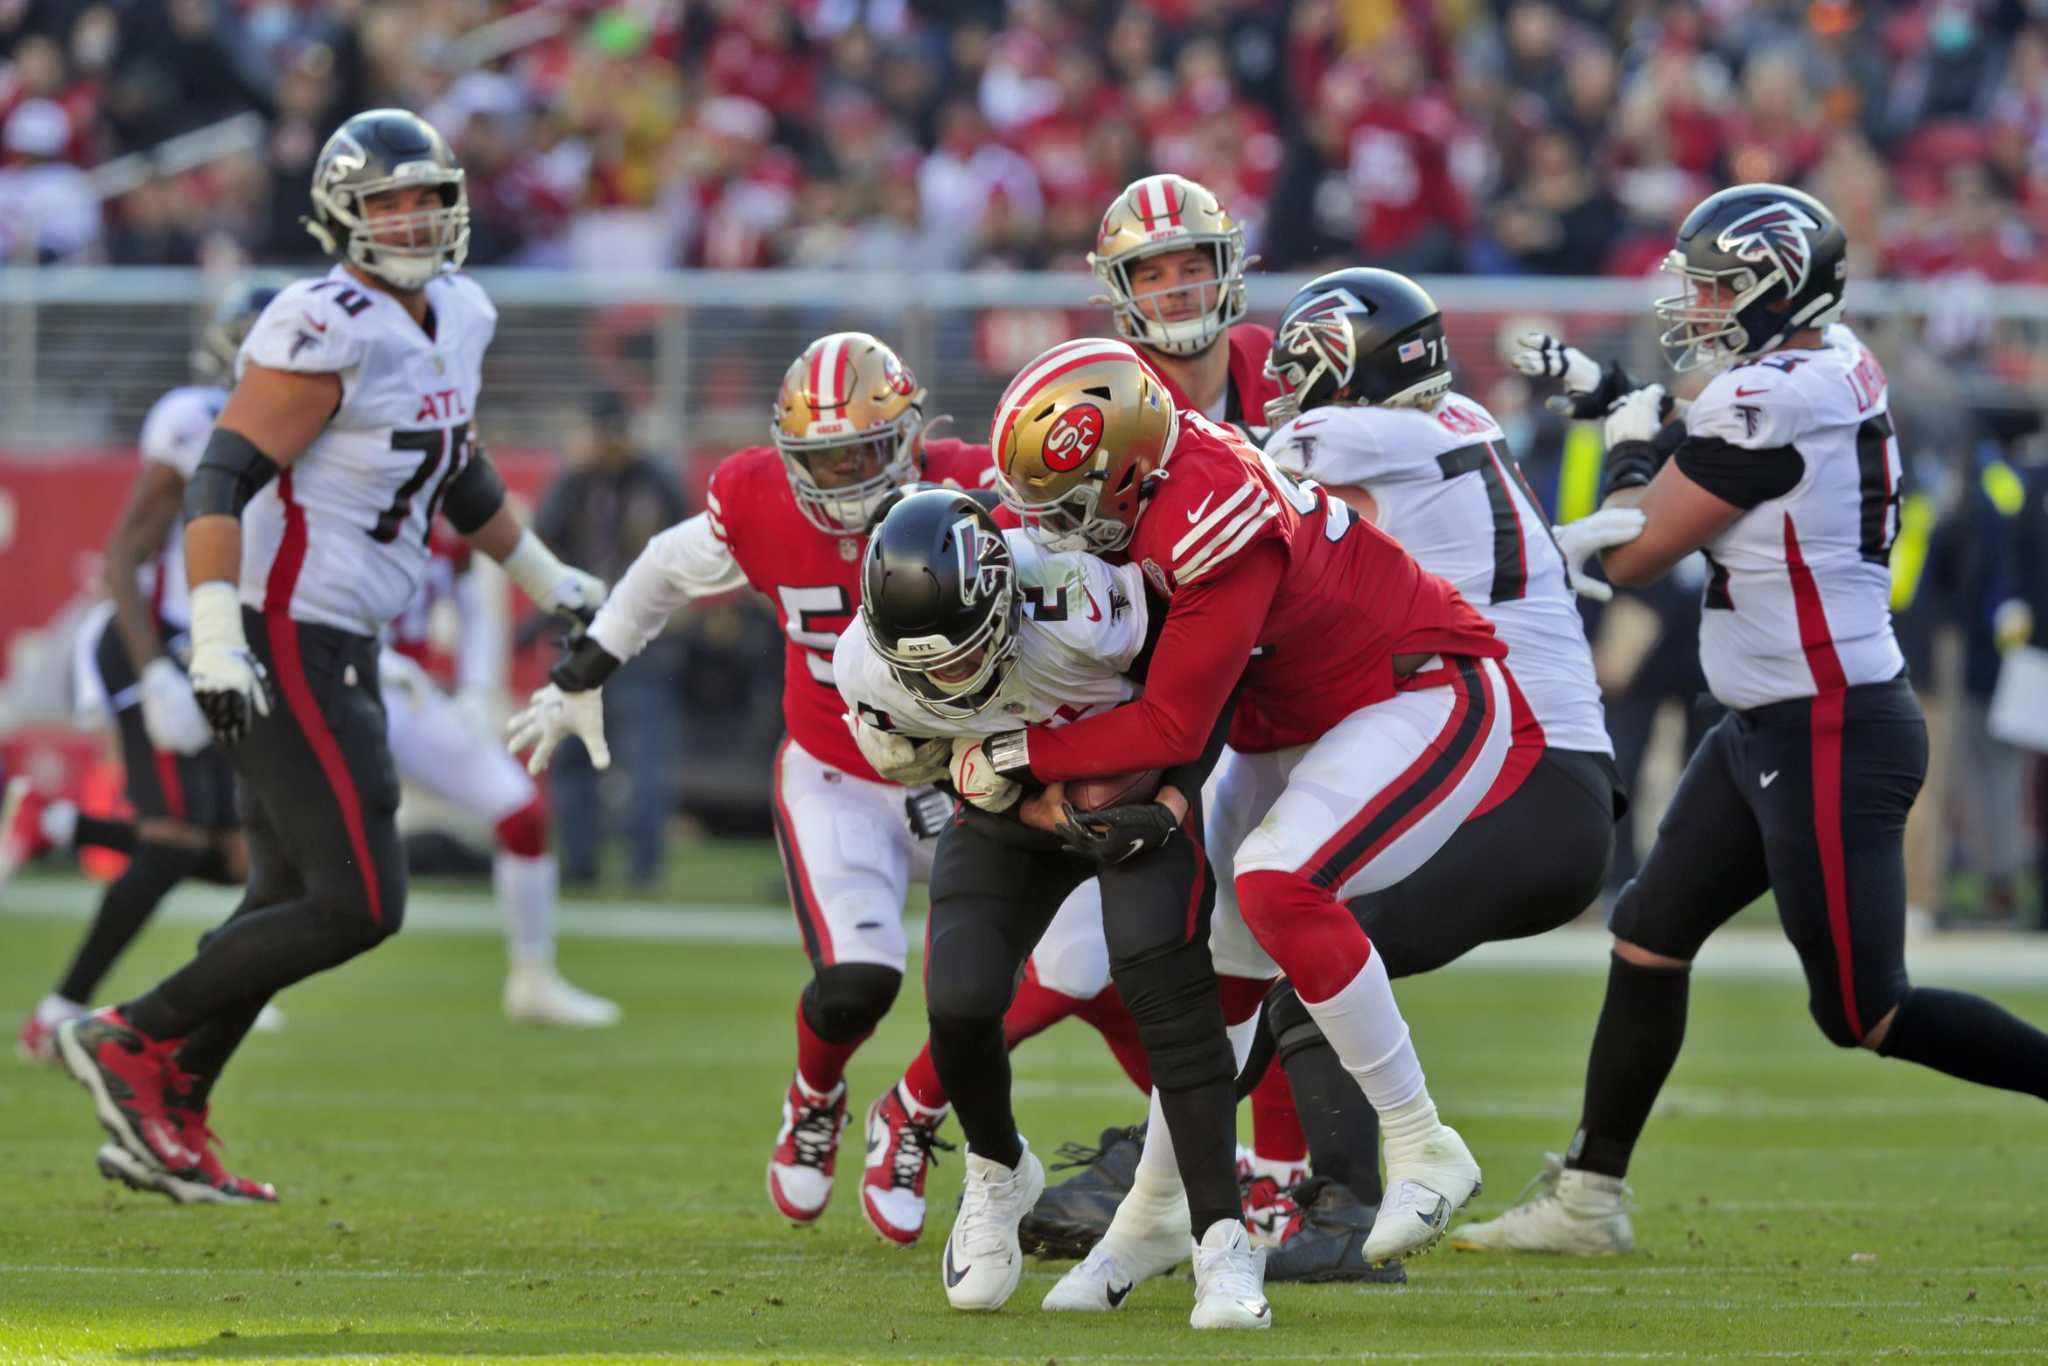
xmin=440 ymin=454 xmax=509 ymax=534
xmin=184 ymin=429 xmax=280 ymax=521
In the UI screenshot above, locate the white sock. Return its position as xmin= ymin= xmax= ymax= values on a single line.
xmin=1105 ymin=1158 xmax=1188 ymax=1245
xmin=1131 ymin=1087 xmax=1180 ymax=1186
xmin=1246 ymin=1153 xmax=1306 ymax=1184
xmin=897 ymin=1082 xmax=948 ymax=1122
xmin=36 ymin=992 xmax=86 ymax=1026
xmin=1301 ymin=951 xmax=1427 ymax=1114
xmin=495 ymin=852 xmax=556 ymax=962
xmin=40 ymin=800 xmax=78 ymax=848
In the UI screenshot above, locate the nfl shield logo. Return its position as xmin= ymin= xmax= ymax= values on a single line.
xmin=1141 ymin=558 xmax=1171 ymax=596
xmin=1398 ymin=339 xmax=1426 ymax=363
xmin=839 ymin=538 xmax=860 ymax=560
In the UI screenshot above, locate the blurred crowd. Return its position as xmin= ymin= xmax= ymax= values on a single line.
xmin=1 ymin=0 xmax=2045 ymax=287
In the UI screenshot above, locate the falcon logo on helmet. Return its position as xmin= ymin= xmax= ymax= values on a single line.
xmin=1716 ymin=201 xmax=1821 ymax=294
xmin=1273 ymin=287 xmax=1368 ymax=391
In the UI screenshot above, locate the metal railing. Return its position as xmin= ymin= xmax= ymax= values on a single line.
xmin=3 ymin=268 xmax=2043 ymax=459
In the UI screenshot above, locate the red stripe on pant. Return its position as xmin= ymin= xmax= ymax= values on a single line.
xmin=262 ymin=470 xmax=384 ymax=928
xmin=770 ymin=739 xmax=835 ymax=965
xmin=1784 ymin=516 xmax=1860 ymax=1040
xmin=152 ymin=751 xmax=186 ymax=821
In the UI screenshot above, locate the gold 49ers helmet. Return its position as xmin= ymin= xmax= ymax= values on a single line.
xmin=991 ymin=338 xmax=1178 ymax=554
xmin=772 ymin=331 xmax=927 ymax=533
xmin=1089 ymin=173 xmax=1250 ymax=358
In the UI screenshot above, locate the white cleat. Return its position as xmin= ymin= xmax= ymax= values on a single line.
xmin=503 ymin=961 xmax=622 ymax=1028
xmin=1451 ymin=1153 xmax=1635 ymax=1255
xmin=1189 ymin=1219 xmax=1272 ymax=1330
xmin=942 ymin=1141 xmax=1044 ymax=1311
xmin=1042 ymin=1192 xmax=1191 ymax=1311
xmin=1367 ymin=1122 xmax=1482 ymax=1265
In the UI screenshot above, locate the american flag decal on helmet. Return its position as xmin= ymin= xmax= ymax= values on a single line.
xmin=1715 ymin=201 xmax=1820 ymax=292
xmin=1277 ymin=287 xmax=1370 ymax=386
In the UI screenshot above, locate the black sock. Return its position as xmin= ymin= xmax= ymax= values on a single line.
xmin=1568 ymin=953 xmax=1689 ymax=1180
xmin=193 ymin=845 xmax=244 ymax=886
xmin=1878 ymin=987 xmax=2048 ymax=1100
xmin=56 ymin=844 xmax=201 ymax=1003
xmin=1156 ymin=1079 xmax=1244 ymax=1239
xmin=72 ymin=815 xmax=137 ymax=854
xmin=928 ymin=1014 xmax=1022 ymax=1168
xmin=126 ymin=899 xmax=383 ymax=1041
xmin=173 ymin=995 xmax=273 ymax=1108
xmin=1279 ymin=1036 xmax=1384 ymax=1204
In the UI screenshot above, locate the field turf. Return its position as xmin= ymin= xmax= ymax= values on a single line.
xmin=2 ymin=852 xmax=2045 ymax=1363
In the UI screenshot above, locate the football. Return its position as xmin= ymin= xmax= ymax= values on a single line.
xmin=1063 ymin=768 xmax=1164 ymax=812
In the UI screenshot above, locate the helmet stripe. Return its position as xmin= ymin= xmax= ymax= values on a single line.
xmin=1160 ymin=176 xmax=1182 ymax=228
xmin=1133 ymin=179 xmax=1155 ymax=226
xmin=992 ymin=340 xmax=1137 ymax=459
xmin=830 ymin=337 xmax=852 ymax=418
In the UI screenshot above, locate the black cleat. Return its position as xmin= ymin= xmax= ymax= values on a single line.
xmin=1265 ymin=1178 xmax=1408 ymax=1284
xmin=1018 ymin=1123 xmax=1145 ymax=1260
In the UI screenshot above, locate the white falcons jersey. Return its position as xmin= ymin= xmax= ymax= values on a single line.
xmin=833 ymin=534 xmax=1150 ymax=741
xmin=136 ymin=384 xmax=227 ymax=632
xmin=1267 ymin=393 xmax=1611 ymax=756
xmin=234 ymin=266 xmax=497 ymax=636
xmin=1685 ymin=324 xmax=1904 ymax=709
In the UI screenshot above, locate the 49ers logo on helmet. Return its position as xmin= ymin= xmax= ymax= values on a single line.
xmin=1043 ymin=403 xmax=1105 ymax=472
xmin=880 ymin=350 xmax=917 ymax=397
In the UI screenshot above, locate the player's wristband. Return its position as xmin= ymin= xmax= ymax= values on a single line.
xmin=550 ymin=635 xmax=621 ymax=693
xmin=188 ymin=581 xmax=249 ymax=656
xmin=501 ymin=530 xmax=573 ymax=605
xmin=984 ymin=730 xmax=1033 ymax=780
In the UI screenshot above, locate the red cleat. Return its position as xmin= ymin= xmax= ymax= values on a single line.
xmin=56 ymin=1008 xmax=186 ymax=1174
xmin=859 ymin=1084 xmax=954 ymax=1246
xmin=1244 ymin=1174 xmax=1307 ymax=1249
xmin=16 ymin=1012 xmax=58 ymax=1065
xmin=766 ymin=1076 xmax=847 ymax=1225
xmin=96 ymin=1073 xmax=278 ymax=1205
xmin=0 ymin=776 xmax=55 ymax=892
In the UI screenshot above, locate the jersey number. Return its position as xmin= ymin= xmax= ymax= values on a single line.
xmin=1437 ymin=441 xmax=1559 ymax=603
xmin=370 ymin=424 xmax=468 ymax=545
xmin=1254 ymin=448 xmax=1353 ymax=544
xmin=308 ymin=280 xmax=374 ymax=317
xmin=1855 ymin=413 xmax=1902 ymax=565
xmin=778 ymin=585 xmax=851 ymax=685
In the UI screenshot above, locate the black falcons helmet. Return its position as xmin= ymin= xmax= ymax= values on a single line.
xmin=861 ymin=489 xmax=1021 ymax=718
xmin=1263 ymin=267 xmax=1451 ymax=428
xmin=304 ymin=109 xmax=469 ymax=291
xmin=194 ymin=277 xmax=281 ymax=379
xmin=1654 ymin=183 xmax=1847 ymax=372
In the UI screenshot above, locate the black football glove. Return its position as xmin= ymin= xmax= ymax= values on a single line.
xmin=1054 ymin=800 xmax=1179 ymax=864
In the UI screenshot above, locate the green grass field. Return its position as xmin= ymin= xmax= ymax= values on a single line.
xmin=2 ymin=851 xmax=2046 ymax=1363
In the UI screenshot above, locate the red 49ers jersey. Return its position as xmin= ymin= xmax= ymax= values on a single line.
xmin=706 ymin=438 xmax=996 ymax=777
xmin=1131 ymin=411 xmax=1502 ymax=754
xmin=1142 ymin=323 xmax=1286 ymax=430
xmin=384 ymin=523 xmax=471 ymax=684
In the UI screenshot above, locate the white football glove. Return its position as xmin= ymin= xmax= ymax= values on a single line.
xmin=849 ymin=713 xmax=949 ymax=785
xmin=1511 ymin=331 xmax=1603 ymax=400
xmin=1552 ymin=507 xmax=1648 ymax=603
xmin=1603 ymin=384 xmax=1669 ymax=448
xmin=507 ymin=683 xmax=609 ymax=775
xmin=186 ymin=582 xmax=272 ymax=745
xmin=138 ymin=656 xmax=214 ymax=755
xmin=951 ymin=736 xmax=1020 ymax=813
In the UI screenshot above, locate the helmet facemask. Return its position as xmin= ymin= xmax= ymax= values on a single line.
xmin=1653 ymin=254 xmax=1770 ymax=373
xmin=1097 ymin=235 xmax=1248 ymax=358
xmin=310 ymin=166 xmax=470 ymax=291
xmin=775 ymin=410 xmax=924 ymax=535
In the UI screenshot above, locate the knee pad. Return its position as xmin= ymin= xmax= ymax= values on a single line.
xmin=493 ymin=799 xmax=549 ymax=859
xmin=802 ymin=962 xmax=902 ymax=1044
xmin=1112 ymin=940 xmax=1235 ymax=1093
xmin=1264 ymin=979 xmax=1328 ymax=1066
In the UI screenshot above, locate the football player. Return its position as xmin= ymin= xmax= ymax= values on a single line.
xmin=955 ymin=336 xmax=1510 ymax=1287
xmin=1224 ymin=267 xmax=1627 ymax=1280
xmin=1453 ymin=185 xmax=2048 ymax=1255
xmin=841 ymin=489 xmax=1268 ymax=1329
xmin=13 ymin=282 xmax=272 ymax=1062
xmin=55 ymin=109 xmax=605 ymax=1204
xmin=506 ymin=334 xmax=1129 ymax=1247
xmin=381 ymin=528 xmax=619 ymax=1026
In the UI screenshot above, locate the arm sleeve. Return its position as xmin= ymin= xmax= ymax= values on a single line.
xmin=1021 ymin=540 xmax=1283 ymax=780
xmin=451 ymin=566 xmax=503 ymax=695
xmin=1673 ymin=435 xmax=1805 ymax=509
xmin=586 ymin=512 xmax=745 ymax=663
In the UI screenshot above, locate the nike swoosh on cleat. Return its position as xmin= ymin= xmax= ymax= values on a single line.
xmin=1106 ymin=1280 xmax=1132 ymax=1307
xmin=944 ymin=1242 xmax=971 ymax=1288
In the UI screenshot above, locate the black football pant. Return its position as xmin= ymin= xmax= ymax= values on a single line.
xmin=925 ymin=803 xmax=1242 ymax=1238
xmin=1572 ymin=676 xmax=2048 ymax=1179
xmin=125 ymin=612 xmax=407 ymax=1100
xmin=1262 ymin=748 xmax=1621 ymax=1202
